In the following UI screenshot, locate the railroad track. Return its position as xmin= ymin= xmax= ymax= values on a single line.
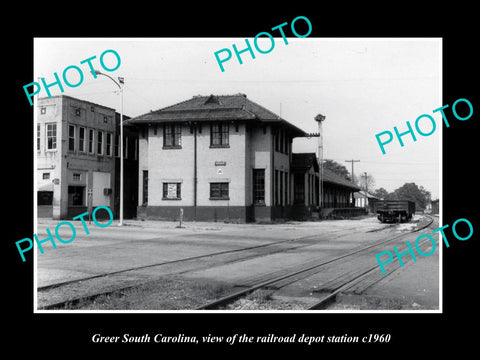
xmin=196 ymin=214 xmax=435 ymax=310
xmin=37 ymin=224 xmax=365 ymax=309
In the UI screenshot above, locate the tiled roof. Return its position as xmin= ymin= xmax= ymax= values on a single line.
xmin=322 ymin=167 xmax=360 ymax=190
xmin=125 ymin=94 xmax=307 ymax=136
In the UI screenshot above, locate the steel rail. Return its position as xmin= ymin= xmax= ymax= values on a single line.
xmin=37 ymin=225 xmax=362 ymax=292
xmin=196 ymin=215 xmax=434 ymax=310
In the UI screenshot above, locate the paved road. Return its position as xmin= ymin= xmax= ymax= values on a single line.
xmin=35 ymin=215 xmax=439 ymax=311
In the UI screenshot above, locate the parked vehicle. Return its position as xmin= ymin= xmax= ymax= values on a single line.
xmin=375 ymin=200 xmax=416 ymax=223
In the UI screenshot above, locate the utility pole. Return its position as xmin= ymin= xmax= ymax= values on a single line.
xmin=345 ymin=159 xmax=360 ymax=183
xmin=363 ymin=172 xmax=368 ymax=194
xmin=92 ymin=70 xmax=124 ymax=226
xmin=362 ymin=172 xmax=368 ymax=209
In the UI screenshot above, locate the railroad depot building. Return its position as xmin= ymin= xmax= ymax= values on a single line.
xmin=126 ymin=94 xmax=360 ymax=222
xmin=291 ymin=153 xmax=361 ymax=219
xmin=37 ymin=95 xmax=138 ymax=220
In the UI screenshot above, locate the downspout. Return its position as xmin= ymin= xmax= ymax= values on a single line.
xmin=271 ymin=126 xmax=275 ymax=220
xmin=194 ymin=123 xmax=197 ymax=219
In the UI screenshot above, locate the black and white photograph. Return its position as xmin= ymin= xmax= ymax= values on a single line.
xmin=32 ymin=37 xmax=442 ymax=313
xmin=6 ymin=6 xmax=478 ymax=355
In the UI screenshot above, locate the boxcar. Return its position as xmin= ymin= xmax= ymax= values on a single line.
xmin=375 ymin=200 xmax=416 ymax=223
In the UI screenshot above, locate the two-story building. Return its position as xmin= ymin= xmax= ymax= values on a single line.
xmin=126 ymin=94 xmax=323 ymax=222
xmin=37 ymin=95 xmax=138 ymax=220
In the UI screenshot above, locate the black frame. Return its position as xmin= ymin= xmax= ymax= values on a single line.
xmin=210 ymin=182 xmax=229 ymax=200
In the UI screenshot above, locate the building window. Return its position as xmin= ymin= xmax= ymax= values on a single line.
xmin=142 ymin=170 xmax=148 ymax=205
xmin=123 ymin=136 xmax=129 ymax=159
xmin=294 ymin=173 xmax=305 ymax=204
xmin=88 ymin=129 xmax=94 ymax=154
xmin=275 ymin=129 xmax=287 ymax=154
xmin=164 ymin=123 xmax=182 ymax=148
xmin=40 ymin=107 xmax=46 ymax=115
xmin=75 ymin=108 xmax=81 ymax=116
xmin=284 ymin=171 xmax=289 ymax=205
xmin=253 ymin=169 xmax=265 ymax=205
xmin=38 ymin=191 xmax=53 ymax=205
xmin=73 ymin=173 xmax=81 ymax=181
xmin=42 ymin=173 xmax=50 ymax=180
xmin=68 ymin=125 xmax=75 ymax=151
xmin=162 ymin=183 xmax=181 ymax=200
xmin=279 ymin=170 xmax=284 ymax=205
xmin=106 ymin=133 xmax=112 ymax=156
xmin=103 ymin=116 xmax=108 ymax=123
xmin=115 ymin=135 xmax=120 ymax=157
xmin=210 ymin=182 xmax=229 ymax=200
xmin=210 ymin=123 xmax=229 ymax=147
xmin=37 ymin=123 xmax=40 ymax=151
xmin=97 ymin=131 xmax=103 ymax=155
xmin=79 ymin=127 xmax=86 ymax=152
xmin=68 ymin=186 xmax=84 ymax=206
xmin=274 ymin=170 xmax=279 ymax=206
xmin=46 ymin=123 xmax=57 ymax=150
xmin=134 ymin=138 xmax=138 ymax=160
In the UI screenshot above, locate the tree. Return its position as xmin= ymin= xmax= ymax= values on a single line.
xmin=419 ymin=185 xmax=432 ymax=204
xmin=354 ymin=173 xmax=376 ymax=193
xmin=373 ymin=187 xmax=389 ymax=200
xmin=323 ymin=160 xmax=351 ymax=180
xmin=392 ymin=182 xmax=430 ymax=209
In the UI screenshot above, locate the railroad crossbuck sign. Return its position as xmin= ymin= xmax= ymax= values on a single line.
xmin=374 ymin=98 xmax=473 ymax=155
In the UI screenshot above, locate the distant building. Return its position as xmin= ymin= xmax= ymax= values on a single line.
xmin=291 ymin=153 xmax=361 ymax=219
xmin=37 ymin=95 xmax=138 ymax=220
xmin=354 ymin=190 xmax=378 ymax=212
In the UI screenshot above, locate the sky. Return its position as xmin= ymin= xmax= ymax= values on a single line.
xmin=33 ymin=37 xmax=441 ymax=199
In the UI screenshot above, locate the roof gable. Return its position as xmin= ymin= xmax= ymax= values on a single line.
xmin=204 ymin=95 xmax=221 ymax=105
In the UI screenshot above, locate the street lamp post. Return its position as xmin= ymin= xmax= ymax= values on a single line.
xmin=93 ymin=70 xmax=124 ymax=226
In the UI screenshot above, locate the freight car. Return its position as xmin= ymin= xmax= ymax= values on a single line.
xmin=375 ymin=200 xmax=415 ymax=223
